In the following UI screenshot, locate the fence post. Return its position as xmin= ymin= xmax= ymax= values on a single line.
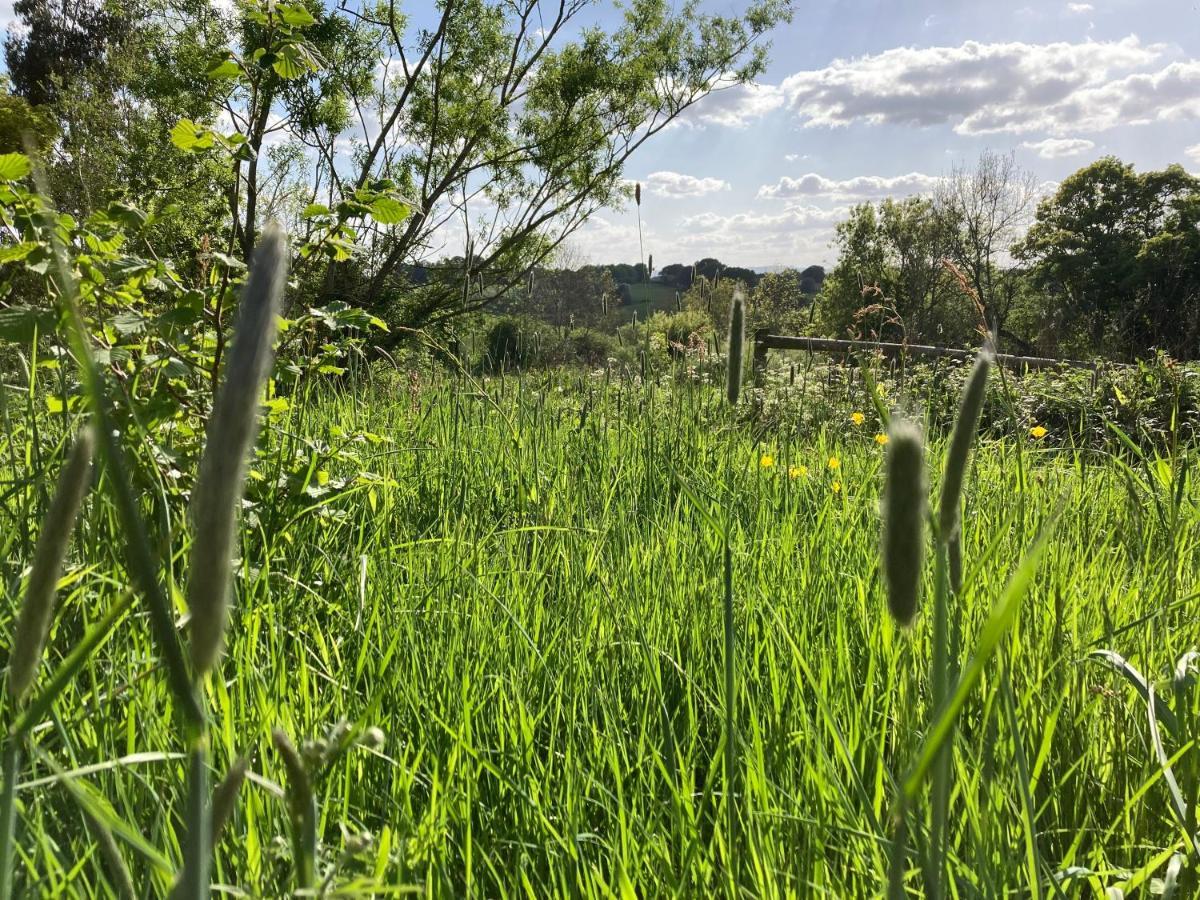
xmin=752 ymin=329 xmax=770 ymax=385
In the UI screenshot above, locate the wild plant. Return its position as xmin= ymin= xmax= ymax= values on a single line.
xmin=882 ymin=345 xmax=1060 ymax=898
xmin=721 ymin=287 xmax=746 ymax=878
xmin=0 ymin=223 xmax=369 ymax=896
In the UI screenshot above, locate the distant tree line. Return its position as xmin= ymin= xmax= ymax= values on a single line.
xmin=601 ymin=258 xmax=825 ymax=296
xmin=815 ymin=152 xmax=1200 ymax=360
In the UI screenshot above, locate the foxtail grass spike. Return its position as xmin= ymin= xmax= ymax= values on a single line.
xmin=881 ymin=418 xmax=926 ymax=626
xmin=187 ymin=225 xmax=288 ymax=674
xmin=726 ymin=289 xmax=745 ymax=406
xmin=272 ymin=728 xmax=316 ymax=889
xmin=8 ymin=427 xmax=94 ymax=702
xmin=210 ymin=756 xmax=248 ymax=845
xmin=937 ymin=348 xmax=991 ymax=542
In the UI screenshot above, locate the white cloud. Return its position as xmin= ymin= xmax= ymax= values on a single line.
xmin=778 ymin=37 xmax=1188 ymax=135
xmin=681 ymin=206 xmax=845 ymax=233
xmin=641 ymin=171 xmax=730 ymax=198
xmin=672 ymin=206 xmax=843 ymax=265
xmin=1066 ymin=3 xmax=1094 ymax=13
xmin=1021 ymin=137 xmax=1096 ymax=158
xmin=575 ymin=216 xmax=650 ymax=263
xmin=1187 ymin=143 xmax=1200 ymax=164
xmin=680 ymin=81 xmax=785 ymax=128
xmin=757 ymin=172 xmax=943 ymax=201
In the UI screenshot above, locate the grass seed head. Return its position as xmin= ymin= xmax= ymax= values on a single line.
xmin=726 ymin=288 xmax=746 ymax=406
xmin=882 ymin=417 xmax=926 ymax=627
xmin=8 ymin=426 xmax=95 ymax=702
xmin=210 ymin=756 xmax=249 ymax=845
xmin=937 ymin=348 xmax=992 ymax=542
xmin=187 ymin=225 xmax=288 ymax=674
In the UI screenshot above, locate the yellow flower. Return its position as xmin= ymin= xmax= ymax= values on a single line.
xmin=875 ymin=433 xmax=889 ymax=446
xmin=1030 ymin=425 xmax=1048 ymax=439
xmin=788 ymin=465 xmax=807 ymax=479
xmin=851 ymin=411 xmax=865 ymax=426
xmin=828 ymin=456 xmax=840 ymax=470
xmin=832 ymin=480 xmax=842 ymax=494
xmin=760 ymin=453 xmax=775 ymax=468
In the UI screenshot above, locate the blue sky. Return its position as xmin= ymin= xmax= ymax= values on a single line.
xmin=3 ymin=1 xmax=1196 ymax=270
xmin=578 ymin=0 xmax=1200 ymax=268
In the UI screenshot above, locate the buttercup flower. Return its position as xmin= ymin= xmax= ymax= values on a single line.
xmin=788 ymin=465 xmax=807 ymax=479
xmin=851 ymin=412 xmax=865 ymax=426
xmin=760 ymin=454 xmax=775 ymax=468
xmin=832 ymin=480 xmax=842 ymax=494
xmin=875 ymin=433 xmax=889 ymax=446
xmin=828 ymin=456 xmax=840 ymax=470
xmin=1030 ymin=425 xmax=1048 ymax=439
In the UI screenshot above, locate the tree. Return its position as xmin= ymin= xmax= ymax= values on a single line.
xmin=815 ymin=198 xmax=974 ymax=345
xmin=172 ymin=0 xmax=791 ymax=329
xmin=798 ymin=264 xmax=825 ymax=295
xmin=751 ymin=268 xmax=809 ymax=332
xmin=936 ymin=150 xmax=1039 ymax=334
xmin=523 ymin=243 xmax=616 ymax=330
xmin=658 ymin=262 xmax=692 ymax=290
xmin=0 ymin=89 xmax=58 ymax=154
xmin=4 ymin=0 xmax=128 ymax=105
xmin=4 ymin=0 xmax=230 ymax=258
xmin=1014 ymin=157 xmax=1200 ymax=359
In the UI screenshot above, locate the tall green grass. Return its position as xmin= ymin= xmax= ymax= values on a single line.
xmin=0 ymin=350 xmax=1196 ymax=894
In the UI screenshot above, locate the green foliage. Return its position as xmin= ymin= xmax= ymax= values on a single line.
xmin=1015 ymin=157 xmax=1200 ymax=360
xmin=751 ymin=268 xmax=812 ymax=333
xmin=815 ymin=198 xmax=977 ymax=346
xmin=0 ymin=360 xmax=1196 ymax=894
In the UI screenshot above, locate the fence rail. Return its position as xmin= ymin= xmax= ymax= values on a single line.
xmin=752 ymin=332 xmax=1099 ymax=376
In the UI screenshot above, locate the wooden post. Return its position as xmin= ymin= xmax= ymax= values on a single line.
xmin=754 ymin=334 xmax=1101 ymax=373
xmin=752 ymin=329 xmax=770 ymax=385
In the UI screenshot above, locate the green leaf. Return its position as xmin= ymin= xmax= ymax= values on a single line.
xmin=277 ymin=4 xmax=317 ymax=26
xmin=170 ymin=120 xmax=216 ymax=152
xmin=367 ymin=196 xmax=410 ymax=225
xmin=0 ymin=242 xmax=39 ymax=264
xmin=272 ymin=43 xmax=316 ymax=79
xmin=302 ymin=203 xmax=331 ymax=219
xmin=206 ymin=56 xmax=242 ymax=79
xmin=0 ymin=305 xmax=57 ymax=343
xmin=0 ymin=153 xmax=31 ymax=181
xmin=110 ymin=312 xmax=146 ymax=336
xmin=903 ymin=504 xmax=1062 ymax=800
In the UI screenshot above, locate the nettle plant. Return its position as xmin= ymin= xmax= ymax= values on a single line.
xmin=0 ymin=150 xmax=394 ymax=492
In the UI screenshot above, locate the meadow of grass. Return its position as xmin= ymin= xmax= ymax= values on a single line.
xmin=1 ymin=348 xmax=1197 ymax=896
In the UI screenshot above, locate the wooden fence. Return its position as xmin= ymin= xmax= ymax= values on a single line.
xmin=752 ymin=331 xmax=1100 ymax=381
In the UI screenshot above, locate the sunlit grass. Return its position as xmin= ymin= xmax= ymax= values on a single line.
xmin=1 ymin=367 xmax=1197 ymax=896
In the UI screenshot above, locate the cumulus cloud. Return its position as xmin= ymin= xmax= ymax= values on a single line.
xmin=777 ymin=37 xmax=1192 ymax=135
xmin=642 ymin=171 xmax=730 ymax=198
xmin=682 ymin=206 xmax=845 ymax=233
xmin=680 ymin=81 xmax=785 ymax=128
xmin=672 ymin=206 xmax=843 ymax=264
xmin=1187 ymin=143 xmax=1200 ymax=164
xmin=1066 ymin=3 xmax=1094 ymax=13
xmin=1021 ymin=137 xmax=1096 ymax=158
xmin=757 ymin=172 xmax=943 ymax=201
xmin=576 ymin=216 xmax=652 ymax=262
